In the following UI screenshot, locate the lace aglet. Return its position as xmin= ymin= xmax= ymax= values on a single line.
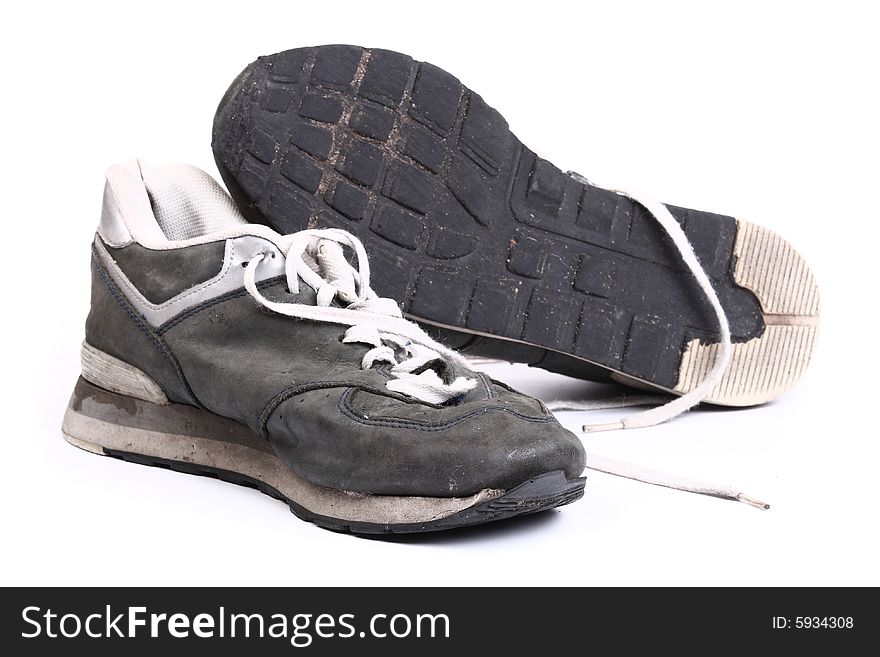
xmin=582 ymin=421 xmax=626 ymax=433
xmin=736 ymin=493 xmax=770 ymax=510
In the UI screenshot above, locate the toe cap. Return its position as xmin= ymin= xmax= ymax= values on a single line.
xmin=264 ymin=386 xmax=586 ymax=496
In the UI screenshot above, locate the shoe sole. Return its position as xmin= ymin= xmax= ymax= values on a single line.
xmin=212 ymin=45 xmax=820 ymax=406
xmin=63 ymin=371 xmax=584 ymax=535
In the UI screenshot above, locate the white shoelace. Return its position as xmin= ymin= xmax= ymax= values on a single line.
xmin=555 ymin=177 xmax=733 ymax=434
xmin=242 ymin=228 xmax=478 ymax=405
xmin=547 ymin=391 xmax=767 ymax=508
xmin=460 ymin=371 xmax=767 ymax=509
xmin=536 ymin=175 xmax=760 ymax=508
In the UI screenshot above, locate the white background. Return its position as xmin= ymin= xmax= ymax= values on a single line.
xmin=2 ymin=0 xmax=878 ymax=586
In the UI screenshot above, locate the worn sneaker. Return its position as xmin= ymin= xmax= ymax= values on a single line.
xmin=62 ymin=159 xmax=586 ymax=534
xmin=212 ymin=45 xmax=820 ymax=416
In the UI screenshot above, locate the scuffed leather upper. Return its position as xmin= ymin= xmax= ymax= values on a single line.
xmin=86 ymin=238 xmax=586 ymax=496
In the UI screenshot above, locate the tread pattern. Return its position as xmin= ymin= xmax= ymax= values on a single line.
xmin=733 ymin=221 xmax=820 ymax=317
xmin=675 ymin=221 xmax=820 ymax=404
xmin=212 ymin=46 xmax=808 ymax=400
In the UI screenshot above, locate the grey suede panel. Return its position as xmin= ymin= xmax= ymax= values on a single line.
xmin=265 ymin=387 xmax=585 ymax=496
xmin=104 ymin=238 xmax=227 ymax=304
xmin=162 ymin=281 xmax=416 ymax=431
xmin=85 ymin=254 xmax=198 ymax=406
xmin=94 ymin=234 xmax=288 ymax=328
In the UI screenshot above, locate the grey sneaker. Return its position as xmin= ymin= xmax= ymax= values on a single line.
xmin=62 ymin=159 xmax=586 ymax=534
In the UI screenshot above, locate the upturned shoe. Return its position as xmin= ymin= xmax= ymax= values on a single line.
xmin=212 ymin=45 xmax=820 ymax=414
xmin=62 ymin=159 xmax=586 ymax=533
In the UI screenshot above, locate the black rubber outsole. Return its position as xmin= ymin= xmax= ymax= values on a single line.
xmin=103 ymin=448 xmax=585 ymax=535
xmin=212 ymin=45 xmax=766 ymax=394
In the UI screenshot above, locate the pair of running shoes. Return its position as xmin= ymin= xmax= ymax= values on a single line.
xmin=62 ymin=45 xmax=819 ymax=534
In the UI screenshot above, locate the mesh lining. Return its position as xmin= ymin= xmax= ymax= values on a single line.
xmin=141 ymin=164 xmax=247 ymax=241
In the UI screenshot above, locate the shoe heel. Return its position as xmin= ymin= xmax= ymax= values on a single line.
xmin=63 ymin=343 xmax=267 ymax=458
xmin=79 ymin=341 xmax=169 ymax=405
xmin=61 ymin=373 xmax=268 ymax=459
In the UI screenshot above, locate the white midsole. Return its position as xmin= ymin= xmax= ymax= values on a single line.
xmin=62 ymin=407 xmax=502 ymax=525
